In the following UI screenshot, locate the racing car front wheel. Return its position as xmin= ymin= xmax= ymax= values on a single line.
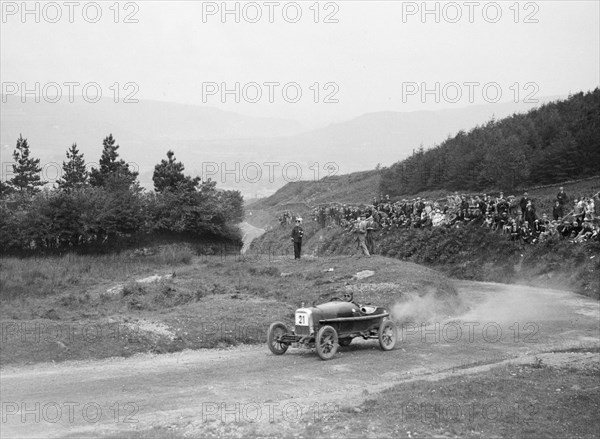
xmin=267 ymin=322 xmax=289 ymax=355
xmin=316 ymin=325 xmax=338 ymax=360
xmin=378 ymin=320 xmax=397 ymax=351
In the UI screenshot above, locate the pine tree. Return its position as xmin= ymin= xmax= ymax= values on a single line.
xmin=10 ymin=134 xmax=45 ymax=194
xmin=58 ymin=143 xmax=88 ymax=190
xmin=153 ymin=150 xmax=200 ymax=193
xmin=89 ymin=134 xmax=138 ymax=189
xmin=0 ymin=180 xmax=12 ymax=198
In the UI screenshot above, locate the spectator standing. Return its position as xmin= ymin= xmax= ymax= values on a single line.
xmin=356 ymin=214 xmax=370 ymax=257
xmin=574 ymin=198 xmax=586 ymax=223
xmin=552 ymin=200 xmax=564 ymax=221
xmin=291 ymin=218 xmax=304 ymax=260
xmin=519 ymin=192 xmax=530 ymax=218
xmin=585 ymin=197 xmax=595 ymax=221
xmin=524 ymin=201 xmax=537 ymax=229
xmin=365 ymin=213 xmax=377 ymax=255
xmin=477 ymin=196 xmax=487 ymax=214
xmin=557 ymin=187 xmax=568 ymax=206
xmin=508 ymin=195 xmax=519 ymax=217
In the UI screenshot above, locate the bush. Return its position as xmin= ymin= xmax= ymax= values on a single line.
xmin=149 ymin=244 xmax=193 ymax=265
xmin=0 ymin=184 xmax=243 ymax=255
xmin=122 ymin=282 xmax=147 ymax=297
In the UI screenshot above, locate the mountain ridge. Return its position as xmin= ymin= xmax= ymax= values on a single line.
xmin=1 ymin=94 xmax=567 ymax=195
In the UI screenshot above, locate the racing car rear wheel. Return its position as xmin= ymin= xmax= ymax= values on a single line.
xmin=267 ymin=322 xmax=289 ymax=355
xmin=378 ymin=320 xmax=397 ymax=351
xmin=316 ymin=325 xmax=338 ymax=360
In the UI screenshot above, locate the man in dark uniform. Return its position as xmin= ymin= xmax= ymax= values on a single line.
xmin=524 ymin=201 xmax=537 ymax=230
xmin=291 ymin=218 xmax=304 ymax=260
xmin=552 ymin=200 xmax=564 ymax=221
xmin=557 ymin=187 xmax=568 ymax=206
xmin=519 ymin=192 xmax=530 ymax=217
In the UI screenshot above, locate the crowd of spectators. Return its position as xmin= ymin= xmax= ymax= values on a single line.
xmin=277 ymin=210 xmax=294 ymax=225
xmin=303 ymin=187 xmax=599 ymax=246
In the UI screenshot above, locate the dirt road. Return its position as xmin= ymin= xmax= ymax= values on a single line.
xmin=238 ymin=221 xmax=266 ymax=254
xmin=1 ymin=281 xmax=598 ymax=438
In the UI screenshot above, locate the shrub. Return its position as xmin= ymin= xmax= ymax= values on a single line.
xmin=150 ymin=244 xmax=193 ymax=265
xmin=122 ymin=282 xmax=147 ymax=297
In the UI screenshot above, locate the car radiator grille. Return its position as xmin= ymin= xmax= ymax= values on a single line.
xmin=295 ymin=325 xmax=310 ymax=336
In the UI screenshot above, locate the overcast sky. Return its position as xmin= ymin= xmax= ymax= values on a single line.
xmin=1 ymin=0 xmax=599 ymax=128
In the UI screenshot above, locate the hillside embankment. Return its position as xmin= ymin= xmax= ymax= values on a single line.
xmin=250 ymin=221 xmax=599 ymax=299
xmin=248 ymin=176 xmax=600 ymax=299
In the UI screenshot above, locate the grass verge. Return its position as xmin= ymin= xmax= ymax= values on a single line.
xmin=305 ymin=350 xmax=600 ymax=438
xmin=0 ymin=251 xmax=456 ymax=367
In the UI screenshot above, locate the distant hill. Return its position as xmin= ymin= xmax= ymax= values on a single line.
xmin=248 ymin=169 xmax=381 ymax=210
xmin=275 ymin=98 xmax=566 ymax=172
xmin=379 ymin=89 xmax=600 ymax=195
xmin=1 ymin=93 xmax=565 ymax=195
xmin=0 ymin=96 xmax=305 ymax=190
xmin=0 ymin=95 xmax=305 ymax=147
xmin=247 ymin=91 xmax=600 ymax=214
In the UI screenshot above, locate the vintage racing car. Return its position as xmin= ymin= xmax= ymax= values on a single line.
xmin=267 ymin=292 xmax=397 ymax=360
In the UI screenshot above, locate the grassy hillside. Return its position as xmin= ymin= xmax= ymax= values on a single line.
xmin=387 ymin=176 xmax=599 ymax=207
xmin=248 ymin=170 xmax=598 ymax=220
xmin=245 ymin=169 xmax=381 ymax=230
xmin=248 ymin=170 xmax=381 ymax=209
xmin=0 ymin=244 xmax=456 ymax=366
